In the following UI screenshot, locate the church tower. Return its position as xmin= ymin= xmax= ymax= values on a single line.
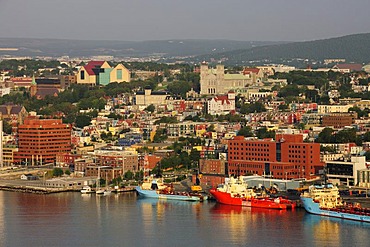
xmin=30 ymin=75 xmax=37 ymax=97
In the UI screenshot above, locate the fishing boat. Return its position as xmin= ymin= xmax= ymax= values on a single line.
xmin=210 ymin=176 xmax=295 ymax=210
xmin=300 ymin=183 xmax=370 ymax=223
xmin=136 ymin=186 xmax=201 ymax=201
xmin=136 ymin=178 xmax=202 ymax=202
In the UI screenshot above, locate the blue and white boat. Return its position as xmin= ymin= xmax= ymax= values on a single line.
xmin=300 ymin=183 xmax=370 ymax=223
xmin=135 ymin=186 xmax=201 ymax=201
xmin=135 ymin=178 xmax=203 ymax=201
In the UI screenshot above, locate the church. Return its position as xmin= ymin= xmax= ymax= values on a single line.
xmin=200 ymin=63 xmax=262 ymax=95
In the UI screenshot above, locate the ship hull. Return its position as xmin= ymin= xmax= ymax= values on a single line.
xmin=210 ymin=189 xmax=291 ymax=210
xmin=135 ymin=186 xmax=201 ymax=201
xmin=300 ymin=197 xmax=370 ymax=223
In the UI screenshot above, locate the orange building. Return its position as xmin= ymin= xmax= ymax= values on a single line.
xmin=228 ymin=134 xmax=323 ymax=180
xmin=14 ymin=119 xmax=71 ymax=165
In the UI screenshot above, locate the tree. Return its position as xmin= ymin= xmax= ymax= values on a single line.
xmin=75 ymin=115 xmax=92 ymax=128
xmin=256 ymin=127 xmax=275 ymax=139
xmin=153 ymin=128 xmax=168 ymax=143
xmin=2 ymin=120 xmax=12 ymax=134
xmin=316 ymin=128 xmax=334 ymax=143
xmin=124 ymin=170 xmax=134 ymax=180
xmin=207 ymin=124 xmax=215 ymax=132
xmin=167 ymin=81 xmax=192 ymax=97
xmin=134 ymin=170 xmax=144 ymax=181
xmin=145 ymin=104 xmax=155 ymax=113
xmin=240 ymin=102 xmax=266 ymax=114
xmin=64 ymin=170 xmax=71 ymax=175
xmin=278 ymin=104 xmax=289 ymax=111
xmin=363 ymin=131 xmax=370 ymax=142
xmin=53 ymin=168 xmax=64 ymax=177
xmin=237 ymin=126 xmax=253 ymax=137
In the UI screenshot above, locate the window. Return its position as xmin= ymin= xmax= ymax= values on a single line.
xmin=80 ymin=70 xmax=85 ymax=80
xmin=117 ymin=69 xmax=122 ymax=80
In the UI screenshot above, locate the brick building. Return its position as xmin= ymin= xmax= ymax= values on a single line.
xmin=199 ymin=159 xmax=226 ymax=175
xmin=14 ymin=119 xmax=71 ymax=165
xmin=85 ymin=166 xmax=124 ymax=181
xmin=321 ymin=113 xmax=356 ymax=128
xmin=228 ymin=134 xmax=323 ymax=180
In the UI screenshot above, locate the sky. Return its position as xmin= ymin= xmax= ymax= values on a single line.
xmin=0 ymin=0 xmax=370 ymax=42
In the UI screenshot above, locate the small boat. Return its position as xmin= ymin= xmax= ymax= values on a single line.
xmin=96 ymin=188 xmax=105 ymax=195
xmin=300 ymin=183 xmax=370 ymax=223
xmin=81 ymin=186 xmax=93 ymax=194
xmin=103 ymin=189 xmax=112 ymax=196
xmin=210 ymin=176 xmax=295 ymax=210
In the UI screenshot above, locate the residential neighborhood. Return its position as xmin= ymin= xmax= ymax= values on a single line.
xmin=0 ymin=58 xmax=370 ymax=190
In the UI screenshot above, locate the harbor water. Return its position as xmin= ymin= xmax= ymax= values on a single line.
xmin=0 ymin=191 xmax=369 ymax=247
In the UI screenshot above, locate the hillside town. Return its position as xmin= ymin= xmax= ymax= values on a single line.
xmin=0 ymin=58 xmax=370 ymax=193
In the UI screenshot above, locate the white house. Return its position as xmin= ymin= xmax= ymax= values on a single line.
xmin=207 ymin=91 xmax=236 ymax=115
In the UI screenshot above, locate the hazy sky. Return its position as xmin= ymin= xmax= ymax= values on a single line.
xmin=1 ymin=0 xmax=370 ymax=42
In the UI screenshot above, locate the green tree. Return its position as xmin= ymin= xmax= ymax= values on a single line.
xmin=144 ymin=104 xmax=155 ymax=113
xmin=237 ymin=126 xmax=253 ymax=137
xmin=124 ymin=170 xmax=134 ymax=180
xmin=134 ymin=170 xmax=144 ymax=181
xmin=240 ymin=102 xmax=266 ymax=114
xmin=167 ymin=81 xmax=192 ymax=97
xmin=64 ymin=170 xmax=71 ymax=175
xmin=3 ymin=120 xmax=12 ymax=134
xmin=278 ymin=104 xmax=289 ymax=111
xmin=256 ymin=127 xmax=275 ymax=139
xmin=153 ymin=128 xmax=168 ymax=143
xmin=53 ymin=168 xmax=64 ymax=177
xmin=75 ymin=115 xmax=92 ymax=128
xmin=316 ymin=128 xmax=334 ymax=143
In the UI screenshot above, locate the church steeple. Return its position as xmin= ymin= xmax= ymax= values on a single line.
xmin=30 ymin=74 xmax=37 ymax=97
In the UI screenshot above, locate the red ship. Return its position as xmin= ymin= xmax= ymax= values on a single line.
xmin=210 ymin=177 xmax=296 ymax=210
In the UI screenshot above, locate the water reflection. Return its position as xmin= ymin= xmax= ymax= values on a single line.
xmin=210 ymin=204 xmax=300 ymax=246
xmin=0 ymin=191 xmax=368 ymax=247
xmin=303 ymin=214 xmax=370 ymax=247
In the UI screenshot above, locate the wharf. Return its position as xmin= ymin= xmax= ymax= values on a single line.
xmin=0 ymin=184 xmax=78 ymax=194
xmin=114 ymin=186 xmax=136 ymax=193
xmin=0 ymin=181 xmax=137 ymax=194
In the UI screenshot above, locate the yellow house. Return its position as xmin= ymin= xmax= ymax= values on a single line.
xmin=110 ymin=63 xmax=131 ymax=83
xmin=77 ymin=61 xmax=130 ymax=86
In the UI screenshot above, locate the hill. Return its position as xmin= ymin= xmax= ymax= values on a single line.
xmin=195 ymin=33 xmax=370 ymax=65
xmin=0 ymin=38 xmax=282 ymax=59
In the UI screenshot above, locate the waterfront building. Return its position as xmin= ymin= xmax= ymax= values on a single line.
xmin=228 ymin=134 xmax=324 ymax=180
xmin=326 ymin=156 xmax=367 ymax=186
xmin=138 ymin=154 xmax=162 ymax=174
xmin=358 ymin=168 xmax=370 ymax=188
xmin=14 ymin=119 xmax=71 ymax=165
xmin=2 ymin=145 xmax=18 ymax=166
xmin=199 ymin=159 xmax=226 ymax=175
xmin=56 ymin=153 xmax=83 ymax=167
xmin=85 ymin=166 xmax=124 ymax=181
